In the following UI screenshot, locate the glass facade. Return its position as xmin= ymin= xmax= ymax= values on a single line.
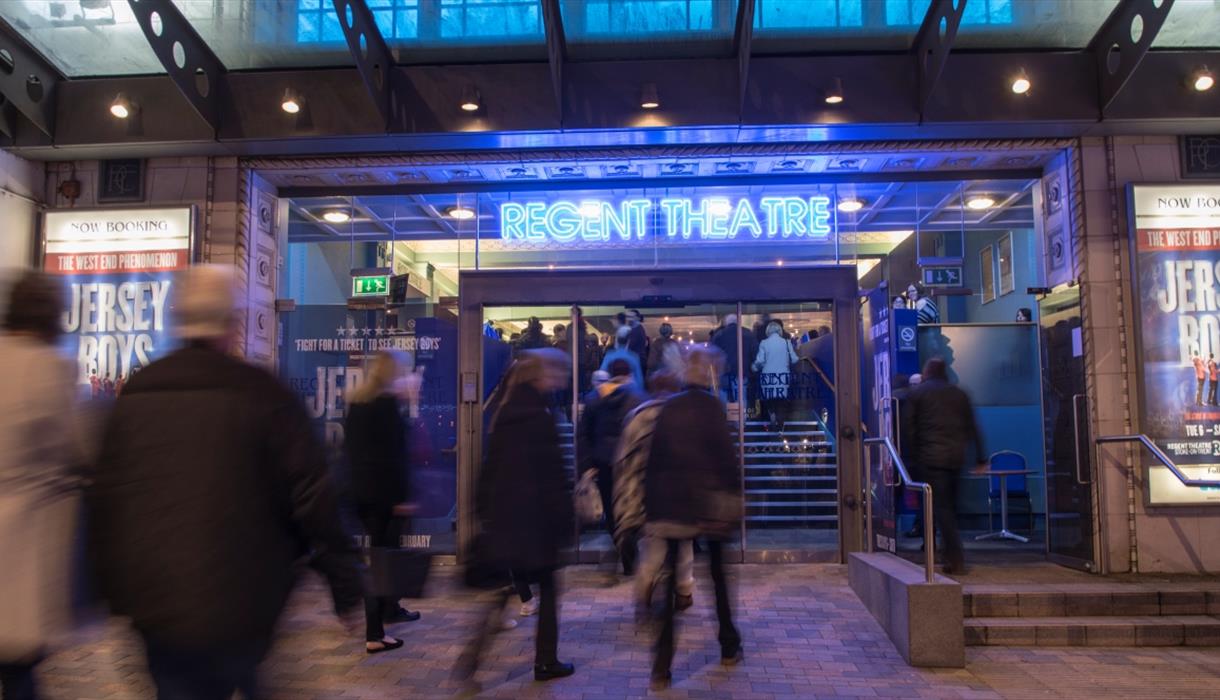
xmin=277 ymin=172 xmax=1046 ymax=558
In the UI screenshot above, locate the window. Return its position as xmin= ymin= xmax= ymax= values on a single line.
xmin=296 ymin=0 xmax=540 ymax=44
xmin=980 ymin=243 xmax=997 ymax=304
xmin=997 ymin=232 xmax=1014 ymax=296
xmin=755 ymin=0 xmax=863 ymax=30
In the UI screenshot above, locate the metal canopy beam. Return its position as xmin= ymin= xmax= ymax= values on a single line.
xmin=127 ymin=0 xmax=227 ymax=135
xmin=541 ymin=0 xmax=567 ymax=122
xmin=331 ymin=0 xmax=437 ymax=133
xmin=734 ymin=0 xmax=756 ymax=116
xmin=0 ymin=19 xmax=59 ymax=137
xmin=1088 ymin=0 xmax=1175 ymax=113
xmin=912 ymin=0 xmax=966 ymax=119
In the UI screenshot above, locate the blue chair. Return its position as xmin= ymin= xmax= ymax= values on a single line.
xmin=987 ymin=451 xmax=1032 ymax=534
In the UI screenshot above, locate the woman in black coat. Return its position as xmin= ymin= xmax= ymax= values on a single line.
xmin=344 ymin=351 xmax=422 ymax=653
xmin=459 ymin=348 xmax=576 ymax=686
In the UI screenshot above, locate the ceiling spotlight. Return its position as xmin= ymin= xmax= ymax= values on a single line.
xmin=109 ymin=93 xmax=132 ymax=119
xmin=640 ymin=83 xmax=660 ymax=110
xmin=966 ymin=195 xmax=996 ymax=210
xmin=837 ymin=198 xmax=865 ymax=213
xmin=708 ymin=199 xmax=733 ymax=216
xmin=1011 ymin=69 xmax=1032 ymax=95
xmin=1192 ymin=67 xmax=1215 ymax=92
xmin=824 ymin=77 xmax=845 ymax=105
xmin=281 ymin=88 xmax=302 ymax=114
xmin=322 ymin=210 xmax=350 ymax=224
xmin=579 ymin=202 xmax=602 ymax=218
xmin=447 ymin=205 xmax=476 ymax=221
xmin=460 ymin=85 xmax=481 ymax=112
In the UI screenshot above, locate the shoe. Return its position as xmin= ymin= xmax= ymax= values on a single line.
xmin=674 ymin=593 xmax=693 ymax=611
xmin=383 ymin=607 xmax=421 ymax=623
xmin=365 ymin=637 xmax=404 ymax=654
xmin=520 ymin=598 xmax=540 ymax=617
xmin=720 ymin=646 xmax=744 ymax=666
xmin=499 ymin=616 xmax=519 ymax=632
xmin=534 ymin=661 xmax=575 ymax=681
xmin=649 ymin=672 xmax=672 ymax=691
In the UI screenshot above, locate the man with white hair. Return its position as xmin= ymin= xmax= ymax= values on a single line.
xmin=89 ymin=266 xmax=363 ymax=699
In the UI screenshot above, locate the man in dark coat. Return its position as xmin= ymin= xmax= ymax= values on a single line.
xmin=711 ymin=314 xmax=758 ymax=403
xmin=904 ymin=357 xmax=987 ymax=574
xmin=580 ymin=359 xmax=644 ymax=575
xmin=89 ymin=266 xmax=363 ymax=699
xmin=645 ymin=346 xmax=743 ymax=689
xmin=460 ymin=348 xmax=576 ymax=685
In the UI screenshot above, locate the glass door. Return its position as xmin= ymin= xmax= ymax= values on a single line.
xmin=1039 ymin=286 xmax=1097 ymax=570
xmin=739 ymin=302 xmax=840 ymax=562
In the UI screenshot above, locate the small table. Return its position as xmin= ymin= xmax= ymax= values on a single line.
xmin=972 ymin=470 xmax=1036 ymax=543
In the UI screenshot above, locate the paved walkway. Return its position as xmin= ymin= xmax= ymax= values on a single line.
xmin=35 ymin=565 xmax=1220 ymax=699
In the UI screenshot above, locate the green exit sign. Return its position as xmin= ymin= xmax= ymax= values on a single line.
xmin=352 ymin=275 xmax=389 ymax=297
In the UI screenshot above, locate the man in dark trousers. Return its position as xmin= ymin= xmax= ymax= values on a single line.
xmin=90 ymin=266 xmax=364 ymax=699
xmin=580 ymin=358 xmax=644 ymax=574
xmin=711 ymin=314 xmax=758 ymax=403
xmin=904 ymin=357 xmax=987 ymax=574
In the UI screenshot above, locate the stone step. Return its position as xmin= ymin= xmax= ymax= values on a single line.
xmin=964 ymin=587 xmax=1220 ymax=618
xmin=965 ymin=615 xmax=1220 ymax=647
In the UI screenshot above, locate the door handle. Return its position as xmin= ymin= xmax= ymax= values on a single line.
xmin=842 ymin=494 xmax=858 ymax=511
xmin=840 ymin=425 xmax=857 ymax=441
xmin=1072 ymin=393 xmax=1090 ymax=485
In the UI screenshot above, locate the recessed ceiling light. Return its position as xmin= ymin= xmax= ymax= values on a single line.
xmin=708 ymin=199 xmax=733 ymax=216
xmin=1192 ymin=67 xmax=1215 ymax=92
xmin=640 ymin=83 xmax=660 ymax=110
xmin=1011 ymin=70 xmax=1032 ymax=95
xmin=322 ymin=210 xmax=350 ymax=224
xmin=448 ymin=205 xmax=476 ymax=221
xmin=776 ymin=259 xmax=785 ymax=267
xmin=460 ymin=85 xmax=481 ymax=112
xmin=109 ymin=93 xmax=132 ymax=119
xmin=837 ymin=198 xmax=865 ymax=213
xmin=579 ymin=202 xmax=601 ymax=218
xmin=280 ymin=88 xmax=302 ymax=114
xmin=825 ymin=77 xmax=845 ymax=105
xmin=966 ymin=195 xmax=996 ymax=210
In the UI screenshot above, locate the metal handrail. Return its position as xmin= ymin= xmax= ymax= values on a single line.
xmin=1096 ymin=434 xmax=1220 ymax=488
xmin=863 ymin=436 xmax=935 ymax=583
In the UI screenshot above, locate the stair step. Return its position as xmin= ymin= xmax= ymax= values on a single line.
xmin=965 ymin=615 xmax=1220 ymax=647
xmin=965 ymin=588 xmax=1220 ymax=618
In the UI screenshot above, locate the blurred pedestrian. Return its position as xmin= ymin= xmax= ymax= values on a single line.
xmin=601 ymin=326 xmax=645 ymax=388
xmin=711 ymin=314 xmax=757 ymax=403
xmin=646 ymin=347 xmax=743 ymax=690
xmin=457 ymin=348 xmax=575 ymax=686
xmin=580 ymin=359 xmax=644 ymax=575
xmin=345 ymin=350 xmax=424 ymax=654
xmin=89 ymin=266 xmax=363 ymax=700
xmin=612 ymin=371 xmax=692 ymax=618
xmin=647 ymin=323 xmax=677 ymax=376
xmin=0 ymin=272 xmax=84 ymax=700
xmin=515 ymin=317 xmax=548 ymax=352
xmin=904 ymin=357 xmax=987 ymax=574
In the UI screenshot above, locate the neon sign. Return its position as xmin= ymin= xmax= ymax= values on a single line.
xmin=500 ymin=196 xmax=832 ymax=243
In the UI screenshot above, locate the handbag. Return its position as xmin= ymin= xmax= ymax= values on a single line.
xmin=367 ymin=547 xmax=432 ymax=599
xmin=462 ymin=531 xmax=511 ymax=590
xmin=573 ymin=469 xmax=604 ymax=524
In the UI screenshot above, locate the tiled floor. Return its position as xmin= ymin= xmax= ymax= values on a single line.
xmin=33 ymin=564 xmax=1220 ymax=699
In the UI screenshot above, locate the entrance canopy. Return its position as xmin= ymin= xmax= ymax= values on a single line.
xmin=1 ymin=1 xmax=1218 ymax=159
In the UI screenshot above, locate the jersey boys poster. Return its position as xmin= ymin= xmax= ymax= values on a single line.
xmin=42 ymin=208 xmax=193 ymax=398
xmin=1130 ymin=185 xmax=1220 ymax=505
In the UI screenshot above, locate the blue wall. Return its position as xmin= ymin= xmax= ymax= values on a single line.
xmin=961 ymin=228 xmax=1038 ymax=324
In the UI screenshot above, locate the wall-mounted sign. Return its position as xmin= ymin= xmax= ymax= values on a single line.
xmin=1128 ymin=184 xmax=1220 ymax=506
xmin=98 ymin=159 xmax=145 ymax=202
xmin=500 ymin=196 xmax=833 ymax=244
xmin=1180 ymin=136 xmax=1220 ymax=178
xmin=42 ymin=207 xmax=193 ymax=397
xmin=922 ymin=265 xmax=964 ymax=287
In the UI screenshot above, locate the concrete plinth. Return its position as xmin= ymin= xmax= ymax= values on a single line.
xmin=848 ymin=551 xmax=965 ymax=668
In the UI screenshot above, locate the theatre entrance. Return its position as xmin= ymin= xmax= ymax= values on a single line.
xmin=457 ymin=266 xmax=862 ymax=564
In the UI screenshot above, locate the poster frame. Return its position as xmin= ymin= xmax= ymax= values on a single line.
xmin=39 ymin=205 xmax=199 ymax=269
xmin=1125 ymin=182 xmax=1220 ymax=508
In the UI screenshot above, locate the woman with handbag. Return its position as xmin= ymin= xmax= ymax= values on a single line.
xmin=345 ymin=350 xmax=423 ymax=654
xmin=457 ymin=348 xmax=575 ymax=687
